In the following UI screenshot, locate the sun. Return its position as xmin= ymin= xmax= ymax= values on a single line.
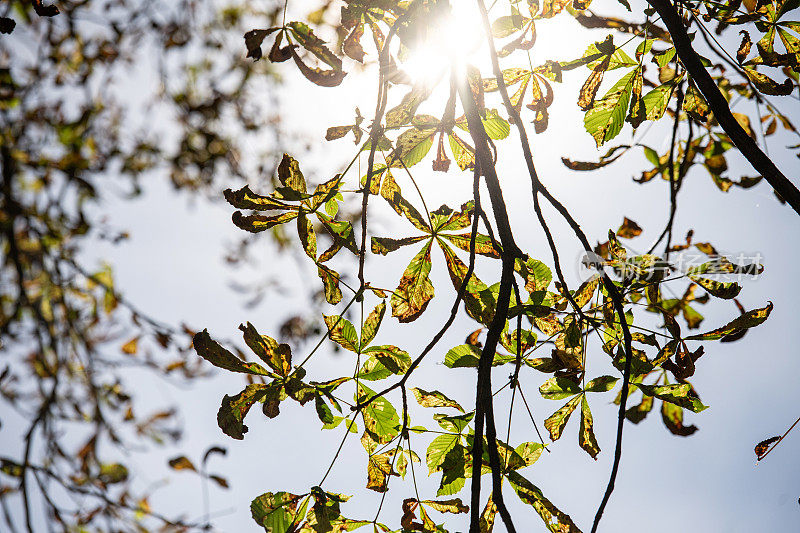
xmin=399 ymin=2 xmax=485 ymax=89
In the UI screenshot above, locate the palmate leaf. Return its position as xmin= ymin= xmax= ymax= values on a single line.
xmin=584 ymin=66 xmax=640 ymax=147
xmin=390 ymin=240 xmax=435 ymax=322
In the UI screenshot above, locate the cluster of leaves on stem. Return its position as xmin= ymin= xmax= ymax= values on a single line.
xmin=194 ymin=1 xmax=798 ymax=531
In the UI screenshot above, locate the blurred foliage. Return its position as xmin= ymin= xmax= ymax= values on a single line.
xmin=0 ymin=0 xmax=288 ymax=530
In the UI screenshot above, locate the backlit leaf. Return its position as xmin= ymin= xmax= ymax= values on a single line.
xmin=363 ymin=345 xmax=411 ymax=374
xmin=635 ymin=383 xmax=707 ymax=413
xmin=578 ymin=395 xmax=600 ymax=459
xmin=323 ymin=315 xmax=360 ymax=352
xmin=544 ymin=395 xmax=581 ymax=440
xmin=412 ymin=388 xmax=464 ymax=412
xmin=390 ymin=241 xmax=435 ymax=322
xmin=686 ymin=302 xmax=772 ymax=340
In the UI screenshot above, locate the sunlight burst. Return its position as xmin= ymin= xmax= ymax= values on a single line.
xmin=400 ymin=3 xmax=484 ymax=88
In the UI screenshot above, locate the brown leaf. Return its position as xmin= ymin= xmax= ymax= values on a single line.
xmin=616 ymin=217 xmax=642 ymax=238
xmin=754 ymin=436 xmax=780 ymax=460
xmin=168 ymin=456 xmax=197 ymax=472
xmin=737 ymin=31 xmax=752 ymax=64
xmin=578 ymin=56 xmax=610 ymax=111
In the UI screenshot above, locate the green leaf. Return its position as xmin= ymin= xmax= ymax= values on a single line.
xmin=358 ymin=357 xmax=393 ymax=381
xmin=356 ymin=383 xmax=400 ymax=444
xmin=635 ymin=383 xmax=708 ymax=413
xmin=412 ymin=388 xmax=464 ymax=412
xmin=361 ymin=301 xmax=386 ymax=348
xmin=387 ymin=126 xmax=436 ymax=168
xmin=686 ymin=302 xmax=772 ymax=340
xmin=584 ymin=375 xmax=619 ymax=393
xmin=427 ymin=433 xmax=461 ymax=474
xmin=193 ymin=330 xmax=272 ymax=376
xmin=481 ymin=109 xmax=511 ymax=140
xmin=218 ymin=383 xmax=268 ymax=440
xmin=390 ymin=241 xmax=435 ymax=322
xmin=513 ymin=442 xmax=544 ymax=469
xmin=584 ymin=67 xmax=639 ymax=147
xmin=315 ymin=393 xmax=335 ymax=425
xmin=642 ymin=74 xmax=683 ymax=121
xmin=539 ymin=377 xmax=582 ymax=400
xmin=323 ymin=314 xmax=360 ymax=352
xmin=363 ymin=345 xmax=412 ymax=374
xmin=251 ymin=492 xmax=306 ymax=532
xmin=544 ymin=395 xmax=581 ymax=441
xmin=514 ymin=257 xmax=552 ymax=293
xmin=444 ymin=344 xmax=515 ymax=368
xmin=438 ymin=445 xmax=469 ymax=496
xmin=434 ymin=412 xmax=474 ymax=433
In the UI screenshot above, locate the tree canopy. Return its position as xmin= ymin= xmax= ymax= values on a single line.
xmin=2 ymin=0 xmax=800 ymax=531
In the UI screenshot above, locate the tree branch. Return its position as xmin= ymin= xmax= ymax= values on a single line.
xmin=647 ymin=0 xmax=800 ymax=215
